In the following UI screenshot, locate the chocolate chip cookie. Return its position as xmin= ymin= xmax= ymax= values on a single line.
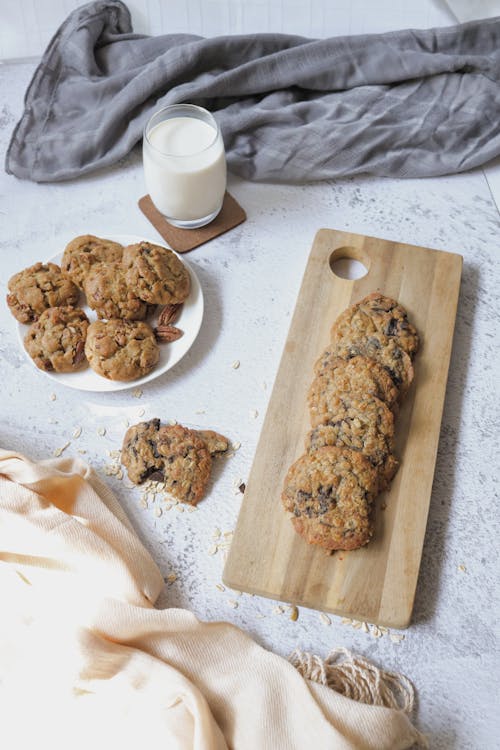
xmin=61 ymin=235 xmax=124 ymax=288
xmin=332 ymin=333 xmax=414 ymax=396
xmin=331 ymin=293 xmax=419 ymax=359
xmin=281 ymin=447 xmax=379 ymax=551
xmin=306 ymin=393 xmax=398 ymax=490
xmin=7 ymin=262 xmax=79 ymax=324
xmin=23 ymin=306 xmax=89 ymax=373
xmin=121 ymin=419 xmax=164 ymax=484
xmin=83 ymin=261 xmax=149 ymax=320
xmin=309 ymin=354 xmax=399 ymax=422
xmin=154 ymin=424 xmax=212 ymax=505
xmin=123 ymin=242 xmax=191 ymax=305
xmin=85 ymin=319 xmax=159 ymax=381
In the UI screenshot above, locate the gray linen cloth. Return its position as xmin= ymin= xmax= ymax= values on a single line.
xmin=6 ymin=0 xmax=500 ymax=183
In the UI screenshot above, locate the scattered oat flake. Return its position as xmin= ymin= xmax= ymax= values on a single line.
xmin=213 ymin=527 xmax=221 ymax=538
xmin=133 ymin=388 xmax=143 ymax=398
xmin=166 ymin=573 xmax=177 ymax=584
xmin=372 ymin=626 xmax=382 ymax=638
xmin=273 ymin=606 xmax=284 ymax=615
xmin=227 ymin=600 xmax=238 ymax=608
xmin=137 ymin=408 xmax=145 ymax=417
xmin=215 ymin=584 xmax=225 ymax=592
xmin=72 ymin=427 xmax=82 ymax=439
xmin=139 ymin=499 xmax=148 ymax=509
xmin=53 ymin=441 xmax=70 ymax=458
xmin=78 ymin=449 xmax=87 ymax=455
xmin=320 ymin=613 xmax=331 ymax=626
xmin=195 ymin=409 xmax=206 ymax=414
xmin=458 ymin=564 xmax=466 ymax=572
xmin=154 ymin=507 xmax=162 ymax=517
xmin=223 ymin=530 xmax=233 ymax=538
xmin=187 ymin=505 xmax=197 ymax=512
xmin=231 ymin=360 xmax=240 ymax=369
xmin=361 ymin=621 xmax=369 ymax=633
xmin=379 ymin=626 xmax=389 ymax=634
xmin=232 ymin=441 xmax=241 ymax=451
xmin=250 ymin=409 xmax=259 ymax=419
xmin=341 ymin=617 xmax=353 ymax=625
xmin=123 ymin=419 xmax=130 ymax=428
xmin=97 ymin=427 xmax=106 ymax=436
xmin=352 ymin=620 xmax=362 ymax=630
xmin=390 ymin=633 xmax=405 ymax=643
xmin=208 ymin=545 xmax=218 ymax=555
xmin=255 ymin=614 xmax=266 ymax=619
xmin=221 ymin=550 xmax=228 ymax=562
xmin=164 ymin=504 xmax=172 ymax=511
xmin=48 ymin=417 xmax=58 ymax=424
xmin=289 ymin=606 xmax=299 ymax=621
xmin=168 ymin=418 xmax=177 ymax=426
xmin=176 ymin=504 xmax=185 ymax=512
xmin=262 ymin=381 xmax=267 ymax=390
xmin=49 ymin=393 xmax=56 ymax=401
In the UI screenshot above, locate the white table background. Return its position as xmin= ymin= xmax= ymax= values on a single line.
xmin=1 ymin=4 xmax=499 ymax=749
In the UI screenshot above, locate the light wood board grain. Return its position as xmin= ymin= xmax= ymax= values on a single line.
xmin=223 ymin=228 xmax=462 ymax=628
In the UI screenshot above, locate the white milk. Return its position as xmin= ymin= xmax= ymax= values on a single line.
xmin=143 ymin=116 xmax=226 ymax=224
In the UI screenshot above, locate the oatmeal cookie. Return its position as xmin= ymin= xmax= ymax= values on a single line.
xmin=61 ymin=235 xmax=123 ymax=288
xmin=155 ymin=424 xmax=212 ymax=505
xmin=331 ymin=293 xmax=419 ymax=359
xmin=123 ymin=242 xmax=191 ymax=305
xmin=121 ymin=419 xmax=164 ymax=484
xmin=306 ymin=393 xmax=398 ymax=490
xmin=85 ymin=319 xmax=159 ymax=381
xmin=309 ymin=354 xmax=399 ymax=420
xmin=23 ymin=306 xmax=89 ymax=373
xmin=83 ymin=261 xmax=149 ymax=320
xmin=281 ymin=447 xmax=379 ymax=551
xmin=332 ymin=333 xmax=414 ymax=395
xmin=7 ymin=262 xmax=79 ymax=324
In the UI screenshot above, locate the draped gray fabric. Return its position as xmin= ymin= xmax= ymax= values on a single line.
xmin=5 ymin=0 xmax=500 ymax=183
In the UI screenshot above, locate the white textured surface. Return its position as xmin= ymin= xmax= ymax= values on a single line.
xmin=1 ymin=62 xmax=500 ymax=750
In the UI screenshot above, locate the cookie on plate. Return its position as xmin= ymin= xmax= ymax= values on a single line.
xmin=121 ymin=418 xmax=163 ymax=484
xmin=331 ymin=293 xmax=419 ymax=359
xmin=306 ymin=393 xmax=398 ymax=490
xmin=332 ymin=333 xmax=414 ymax=396
xmin=123 ymin=242 xmax=191 ymax=305
xmin=23 ymin=306 xmax=89 ymax=373
xmin=61 ymin=235 xmax=124 ymax=288
xmin=281 ymin=447 xmax=379 ymax=551
xmin=83 ymin=261 xmax=149 ymax=320
xmin=155 ymin=424 xmax=212 ymax=505
xmin=7 ymin=262 xmax=79 ymax=324
xmin=85 ymin=319 xmax=159 ymax=381
xmin=309 ymin=353 xmax=399 ymax=420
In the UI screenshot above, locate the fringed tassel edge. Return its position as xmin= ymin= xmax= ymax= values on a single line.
xmin=289 ymin=646 xmax=429 ymax=749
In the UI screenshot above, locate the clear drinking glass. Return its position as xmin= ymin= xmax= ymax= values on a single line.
xmin=143 ymin=104 xmax=227 ymax=229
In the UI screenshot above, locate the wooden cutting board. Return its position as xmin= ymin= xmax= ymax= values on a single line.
xmin=223 ymin=228 xmax=462 ymax=628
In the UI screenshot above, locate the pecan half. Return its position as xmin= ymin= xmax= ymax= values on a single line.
xmin=154 ymin=325 xmax=183 ymax=343
xmin=158 ymin=303 xmax=183 ymax=326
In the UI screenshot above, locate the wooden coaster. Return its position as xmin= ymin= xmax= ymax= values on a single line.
xmin=138 ymin=191 xmax=246 ymax=253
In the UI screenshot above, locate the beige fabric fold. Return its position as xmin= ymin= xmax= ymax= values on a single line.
xmin=0 ymin=449 xmax=424 ymax=749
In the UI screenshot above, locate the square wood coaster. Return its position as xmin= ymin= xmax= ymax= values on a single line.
xmin=138 ymin=191 xmax=246 ymax=253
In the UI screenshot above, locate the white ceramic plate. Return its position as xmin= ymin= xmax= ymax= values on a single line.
xmin=16 ymin=234 xmax=204 ymax=392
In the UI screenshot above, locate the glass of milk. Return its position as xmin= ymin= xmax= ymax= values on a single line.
xmin=143 ymin=104 xmax=227 ymax=229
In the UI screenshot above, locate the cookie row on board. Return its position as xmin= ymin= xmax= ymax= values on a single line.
xmin=282 ymin=293 xmax=420 ymax=552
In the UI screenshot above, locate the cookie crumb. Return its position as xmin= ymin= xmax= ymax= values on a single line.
xmin=289 ymin=606 xmax=299 ymax=621
xmin=458 ymin=564 xmax=466 ymax=572
xmin=166 ymin=573 xmax=177 ymax=584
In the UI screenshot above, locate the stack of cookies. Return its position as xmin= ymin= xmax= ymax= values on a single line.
xmin=281 ymin=293 xmax=419 ymax=552
xmin=7 ymin=235 xmax=191 ymax=381
xmin=121 ymin=419 xmax=229 ymax=505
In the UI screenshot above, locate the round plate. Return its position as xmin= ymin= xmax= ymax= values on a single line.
xmin=16 ymin=234 xmax=204 ymax=392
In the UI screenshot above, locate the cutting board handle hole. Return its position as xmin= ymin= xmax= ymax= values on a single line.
xmin=329 ymin=247 xmax=369 ymax=280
